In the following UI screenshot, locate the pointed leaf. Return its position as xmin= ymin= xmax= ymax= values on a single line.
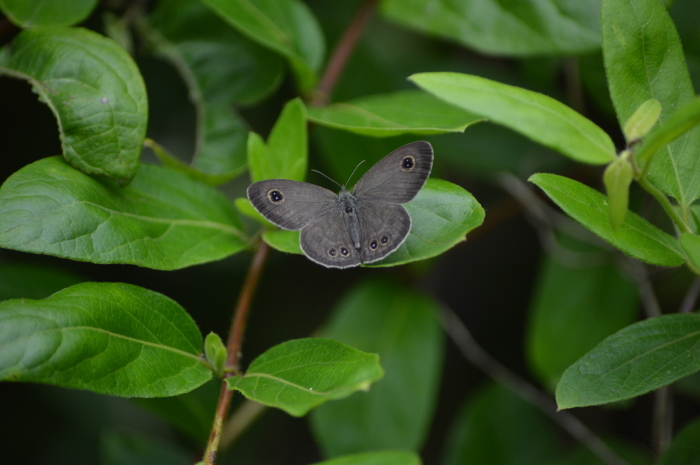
xmin=529 ymin=173 xmax=684 ymax=267
xmin=201 ymin=0 xmax=324 ymax=90
xmin=381 ymin=0 xmax=600 ymax=56
xmin=310 ymin=279 xmax=443 ymax=456
xmin=637 ymin=96 xmax=700 ymax=165
xmin=623 ymin=99 xmax=662 ymax=143
xmin=410 ymin=73 xmax=616 ymax=165
xmin=260 ymin=179 xmax=484 ymax=267
xmin=307 ymin=90 xmax=483 ymax=137
xmin=557 ymin=313 xmax=700 ymax=409
xmin=226 ymin=338 xmax=384 ymax=417
xmin=0 ymin=27 xmax=147 ymax=183
xmin=0 ymin=157 xmax=248 ymax=270
xmin=602 ymin=0 xmax=700 ymax=206
xmin=0 ymin=0 xmax=98 ymax=27
xmin=311 ymin=451 xmax=421 ymax=465
xmin=248 ymin=98 xmax=308 ymax=182
xmin=204 ymin=332 xmax=226 ymax=377
xmin=0 ymin=282 xmax=211 ymax=397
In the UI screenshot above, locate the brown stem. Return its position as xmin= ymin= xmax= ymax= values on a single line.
xmin=202 ymin=241 xmax=271 ymax=464
xmin=441 ymin=306 xmax=630 ymax=465
xmin=310 ymin=0 xmax=379 ymax=106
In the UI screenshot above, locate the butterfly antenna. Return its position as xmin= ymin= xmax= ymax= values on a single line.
xmin=311 ymin=169 xmax=342 ymax=189
xmin=344 ymin=160 xmax=365 ymax=187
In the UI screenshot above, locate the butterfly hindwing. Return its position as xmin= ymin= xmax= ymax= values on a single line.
xmin=247 ymin=179 xmax=337 ymax=230
xmin=300 ymin=211 xmax=362 ymax=269
xmin=357 ymin=201 xmax=411 ymax=264
xmin=352 ymin=141 xmax=433 ymax=204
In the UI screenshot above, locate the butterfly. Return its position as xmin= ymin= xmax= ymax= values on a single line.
xmin=247 ymin=141 xmax=433 ymax=269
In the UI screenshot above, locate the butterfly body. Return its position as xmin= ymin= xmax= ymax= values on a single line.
xmin=247 ymin=141 xmax=433 ymax=269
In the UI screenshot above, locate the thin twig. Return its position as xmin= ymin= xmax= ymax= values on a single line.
xmin=679 ymin=276 xmax=700 ymax=313
xmin=221 ymin=400 xmax=267 ymax=448
xmin=623 ymin=259 xmax=662 ymax=318
xmin=441 ymin=306 xmax=630 ymax=465
xmin=203 ymin=241 xmax=271 ymax=465
xmin=310 ymin=0 xmax=380 ymax=106
xmin=652 ymin=386 xmax=673 ymax=458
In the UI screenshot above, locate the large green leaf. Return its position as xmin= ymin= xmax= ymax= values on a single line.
xmin=602 ymin=0 xmax=700 ymax=207
xmin=0 ymin=0 xmax=97 ymax=27
xmin=201 ymin=0 xmax=324 ymax=91
xmin=526 ymin=236 xmax=638 ymax=390
xmin=381 ymin=0 xmax=600 ymax=56
xmin=261 ymin=179 xmax=484 ymax=267
xmin=529 ymin=173 xmax=685 ymax=267
xmin=557 ymin=313 xmax=700 ymax=409
xmin=307 ymin=90 xmax=483 ymax=137
xmin=0 ymin=157 xmax=248 ymax=270
xmin=227 ymin=338 xmax=384 ymax=417
xmin=312 ymin=451 xmax=421 ymax=465
xmin=410 ymin=73 xmax=616 ymax=165
xmin=149 ymin=0 xmax=284 ymax=184
xmin=637 ymin=96 xmax=700 ymax=165
xmin=658 ymin=417 xmax=700 ymax=465
xmin=443 ymin=383 xmax=563 ymax=465
xmin=310 ymin=279 xmax=443 ymax=456
xmin=0 ymin=282 xmax=212 ymax=397
xmin=0 ymin=27 xmax=147 ymax=184
xmin=248 ymin=98 xmax=308 ymax=182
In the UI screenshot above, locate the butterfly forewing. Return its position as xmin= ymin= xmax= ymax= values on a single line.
xmin=247 ymin=179 xmax=337 ymax=230
xmin=300 ymin=212 xmax=362 ymax=268
xmin=352 ymin=141 xmax=433 ymax=204
xmin=357 ymin=201 xmax=411 ymax=264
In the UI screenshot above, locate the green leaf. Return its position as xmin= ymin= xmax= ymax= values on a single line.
xmin=371 ymin=179 xmax=484 ymax=267
xmin=603 ymin=153 xmax=634 ymax=230
xmin=226 ymin=338 xmax=384 ymax=417
xmin=248 ymin=98 xmax=308 ymax=182
xmin=602 ymin=0 xmax=700 ymax=207
xmin=307 ymin=90 xmax=483 ymax=137
xmin=0 ymin=0 xmax=98 ymax=27
xmin=0 ymin=27 xmax=147 ymax=183
xmin=311 ymin=451 xmax=421 ymax=465
xmin=263 ymin=229 xmax=302 ymax=254
xmin=260 ymin=179 xmax=484 ymax=267
xmin=0 ymin=157 xmax=248 ymax=270
xmin=101 ymin=431 xmax=192 ymax=465
xmin=410 ymin=72 xmax=616 ymax=165
xmin=0 ymin=282 xmax=211 ymax=397
xmin=131 ymin=380 xmax=219 ymax=444
xmin=201 ymin=0 xmax=325 ymax=91
xmin=637 ymin=96 xmax=700 ymax=165
xmin=149 ymin=0 xmax=284 ymax=184
xmin=623 ymin=99 xmax=662 ymax=143
xmin=204 ymin=332 xmax=227 ymax=377
xmin=0 ymin=262 xmax=83 ymax=301
xmin=526 ymin=236 xmax=638 ymax=390
xmin=680 ymin=233 xmax=700 ymax=272
xmin=380 ymin=0 xmax=600 ymax=56
xmin=310 ymin=279 xmax=443 ymax=456
xmin=443 ymin=383 xmax=563 ymax=465
xmin=556 ymin=313 xmax=700 ymax=409
xmin=529 ymin=173 xmax=685 ymax=267
xmin=658 ymin=417 xmax=700 ymax=465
